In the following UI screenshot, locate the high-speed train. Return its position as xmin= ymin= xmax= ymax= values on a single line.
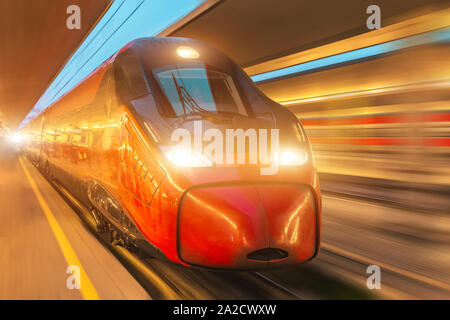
xmin=22 ymin=37 xmax=321 ymax=269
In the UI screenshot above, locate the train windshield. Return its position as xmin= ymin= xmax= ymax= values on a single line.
xmin=153 ymin=66 xmax=248 ymax=118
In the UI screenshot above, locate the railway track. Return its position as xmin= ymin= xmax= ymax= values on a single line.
xmin=321 ymin=243 xmax=450 ymax=297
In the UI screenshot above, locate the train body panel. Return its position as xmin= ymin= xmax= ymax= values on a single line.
xmin=21 ymin=37 xmax=321 ymax=269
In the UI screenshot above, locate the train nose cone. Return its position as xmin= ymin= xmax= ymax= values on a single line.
xmin=257 ymin=185 xmax=318 ymax=264
xmin=178 ymin=184 xmax=318 ymax=268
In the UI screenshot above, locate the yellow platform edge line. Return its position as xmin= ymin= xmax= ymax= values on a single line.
xmin=19 ymin=157 xmax=100 ymax=300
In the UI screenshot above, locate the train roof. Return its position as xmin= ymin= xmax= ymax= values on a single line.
xmin=23 ymin=37 xmax=241 ymax=127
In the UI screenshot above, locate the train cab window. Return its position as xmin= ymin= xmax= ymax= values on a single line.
xmin=153 ymin=66 xmax=248 ymax=118
xmin=114 ymin=52 xmax=149 ymax=103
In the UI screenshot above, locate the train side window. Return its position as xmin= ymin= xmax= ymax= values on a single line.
xmin=114 ymin=51 xmax=149 ymax=103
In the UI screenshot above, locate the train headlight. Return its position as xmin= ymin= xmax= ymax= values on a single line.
xmin=165 ymin=148 xmax=213 ymax=167
xmin=277 ymin=149 xmax=308 ymax=166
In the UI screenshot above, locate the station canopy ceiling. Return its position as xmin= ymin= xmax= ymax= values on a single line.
xmin=172 ymin=0 xmax=448 ymax=66
xmin=0 ymin=0 xmax=110 ymax=129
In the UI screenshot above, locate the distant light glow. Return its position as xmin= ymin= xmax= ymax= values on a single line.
xmin=8 ymin=133 xmax=23 ymax=145
xmin=177 ymin=46 xmax=200 ymax=59
xmin=251 ymin=28 xmax=450 ymax=83
xmin=281 ymin=79 xmax=450 ymax=106
xmin=20 ymin=0 xmax=206 ymax=129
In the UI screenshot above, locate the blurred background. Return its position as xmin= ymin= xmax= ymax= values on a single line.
xmin=0 ymin=0 xmax=449 ymax=299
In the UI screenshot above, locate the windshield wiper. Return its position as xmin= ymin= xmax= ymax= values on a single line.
xmin=171 ymin=72 xmax=188 ymax=117
xmin=171 ymin=72 xmax=217 ymax=118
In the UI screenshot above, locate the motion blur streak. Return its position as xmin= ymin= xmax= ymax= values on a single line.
xmin=322 ymin=243 xmax=450 ymax=292
xmin=250 ymin=28 xmax=450 ymax=83
xmin=19 ymin=157 xmax=99 ymax=300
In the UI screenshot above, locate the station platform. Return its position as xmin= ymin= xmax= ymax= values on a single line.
xmin=0 ymin=144 xmax=149 ymax=300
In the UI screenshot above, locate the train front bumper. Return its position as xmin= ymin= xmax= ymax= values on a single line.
xmin=177 ymin=183 xmax=319 ymax=269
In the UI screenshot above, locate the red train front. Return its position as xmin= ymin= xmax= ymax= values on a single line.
xmin=22 ymin=37 xmax=322 ymax=269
